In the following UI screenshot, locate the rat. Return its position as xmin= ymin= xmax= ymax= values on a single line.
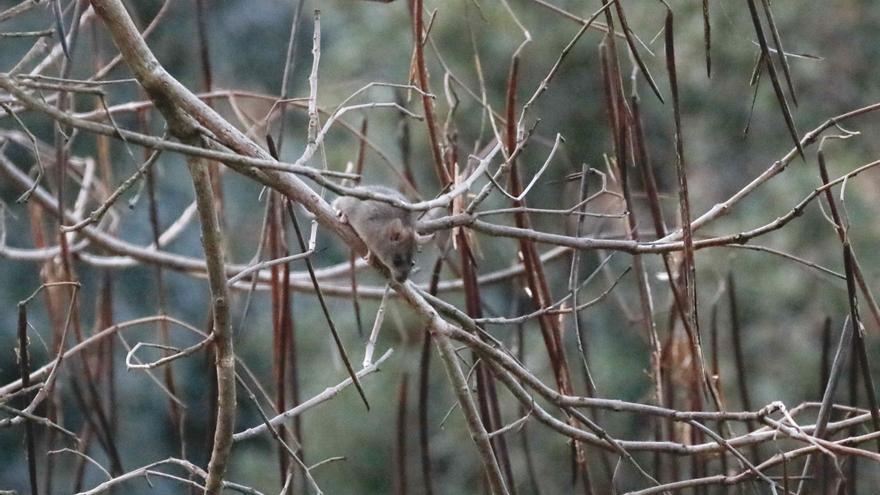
xmin=333 ymin=185 xmax=417 ymax=282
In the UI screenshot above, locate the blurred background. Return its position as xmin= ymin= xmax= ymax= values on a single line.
xmin=2 ymin=0 xmax=880 ymax=493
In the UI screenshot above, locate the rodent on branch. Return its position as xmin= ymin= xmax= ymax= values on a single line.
xmin=333 ymin=186 xmax=416 ymax=282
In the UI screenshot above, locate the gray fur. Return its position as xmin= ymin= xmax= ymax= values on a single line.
xmin=333 ymin=186 xmax=416 ymax=282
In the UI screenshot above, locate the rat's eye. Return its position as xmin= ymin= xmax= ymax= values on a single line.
xmin=393 ymin=255 xmax=404 ymax=266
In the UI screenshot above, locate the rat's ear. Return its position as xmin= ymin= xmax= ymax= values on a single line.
xmin=386 ymin=218 xmax=405 ymax=242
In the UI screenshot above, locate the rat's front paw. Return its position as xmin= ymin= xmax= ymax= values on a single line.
xmin=363 ymin=250 xmax=375 ymax=264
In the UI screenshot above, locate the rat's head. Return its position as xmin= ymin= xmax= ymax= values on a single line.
xmin=381 ymin=218 xmax=416 ymax=282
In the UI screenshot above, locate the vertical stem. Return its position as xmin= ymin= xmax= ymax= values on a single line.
xmin=418 ymin=258 xmax=444 ymax=495
xmin=412 ymin=0 xmax=449 ymax=185
xmin=307 ymin=10 xmax=320 ymax=145
xmin=188 ymin=152 xmax=236 ymax=495
xmin=433 ymin=331 xmax=508 ymax=495
xmin=18 ymin=303 xmax=39 ymax=495
xmin=394 ymin=374 xmax=410 ymax=495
